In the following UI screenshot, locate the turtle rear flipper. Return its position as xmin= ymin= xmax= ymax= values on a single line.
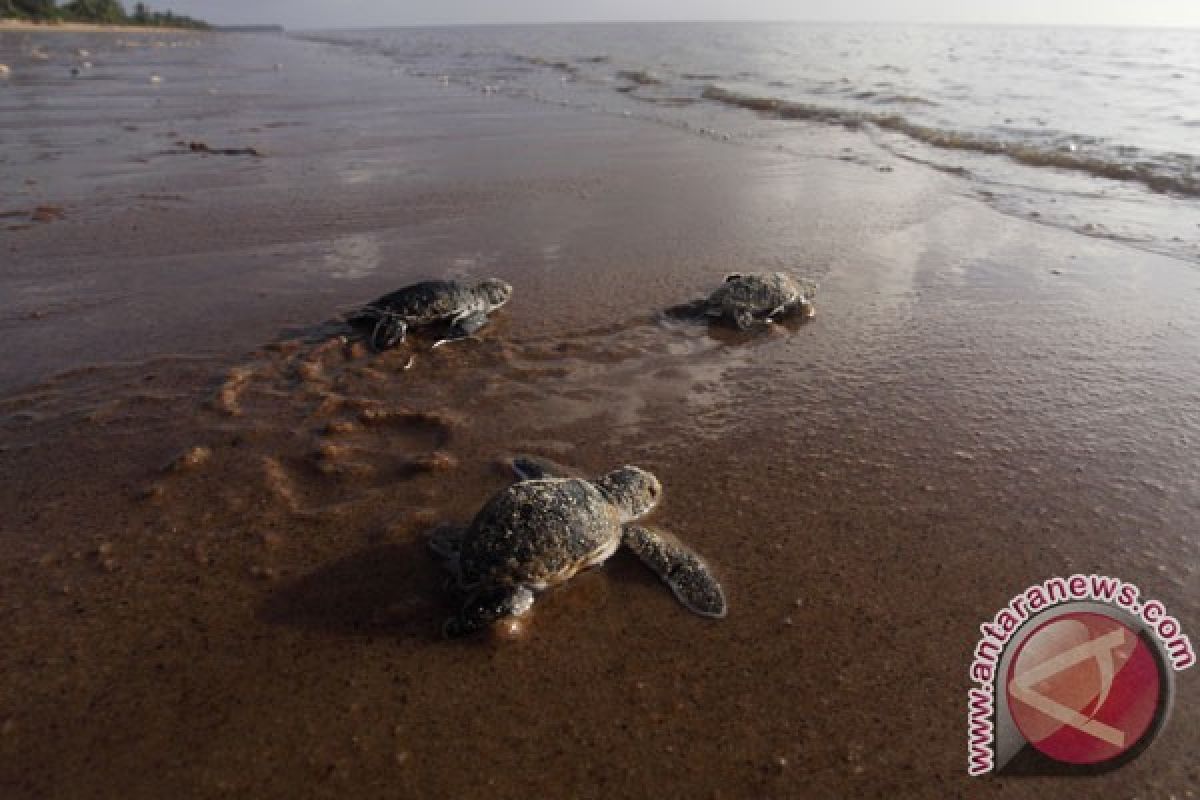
xmin=369 ymin=312 xmax=407 ymax=351
xmin=427 ymin=524 xmax=468 ymax=586
xmin=508 ymin=454 xmax=582 ymax=482
xmin=345 ymin=306 xmax=406 ymax=351
xmin=623 ymin=525 xmax=727 ymax=619
xmin=732 ymin=308 xmax=756 ymax=330
xmin=662 ymin=299 xmax=710 ymax=320
xmin=427 ymin=524 xmax=467 ymax=561
xmin=443 ymin=586 xmax=534 ymax=638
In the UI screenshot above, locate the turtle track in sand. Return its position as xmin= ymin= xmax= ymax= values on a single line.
xmin=189 ymin=330 xmax=461 ymax=517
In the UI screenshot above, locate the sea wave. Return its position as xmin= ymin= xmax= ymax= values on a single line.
xmin=515 ymin=54 xmax=578 ymax=74
xmin=700 ymin=86 xmax=1200 ymax=198
xmin=615 ymin=69 xmax=663 ymax=86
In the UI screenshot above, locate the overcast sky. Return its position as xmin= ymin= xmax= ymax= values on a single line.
xmin=157 ymin=1 xmax=1200 ymax=30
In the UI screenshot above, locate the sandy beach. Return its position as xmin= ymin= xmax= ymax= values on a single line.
xmin=1 ymin=29 xmax=1197 ymax=799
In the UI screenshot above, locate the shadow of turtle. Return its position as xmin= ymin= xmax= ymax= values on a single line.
xmin=661 ymin=301 xmax=814 ymax=343
xmin=258 ymin=539 xmax=447 ymax=640
xmin=274 ymin=318 xmax=353 ymax=344
xmin=277 ymin=314 xmax=506 ymax=359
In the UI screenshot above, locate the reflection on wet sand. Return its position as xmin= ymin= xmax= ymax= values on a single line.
xmin=318 ymin=233 xmax=383 ymax=280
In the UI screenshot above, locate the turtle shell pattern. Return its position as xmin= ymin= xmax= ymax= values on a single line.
xmin=458 ymin=479 xmax=623 ymax=589
xmin=368 ymin=280 xmax=484 ymax=323
xmin=709 ymin=273 xmax=803 ymax=313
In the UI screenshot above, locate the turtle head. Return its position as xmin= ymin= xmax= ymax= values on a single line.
xmin=595 ymin=466 xmax=662 ymax=521
xmin=477 ymin=279 xmax=513 ymax=310
xmin=784 ymin=273 xmax=817 ymax=298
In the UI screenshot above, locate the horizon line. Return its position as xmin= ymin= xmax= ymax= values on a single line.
xmin=279 ymin=17 xmax=1200 ymax=32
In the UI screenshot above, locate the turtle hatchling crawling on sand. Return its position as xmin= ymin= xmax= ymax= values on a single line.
xmin=429 ymin=456 xmax=727 ymax=637
xmin=346 ymin=278 xmax=512 ymax=351
xmin=695 ymin=271 xmax=816 ymax=330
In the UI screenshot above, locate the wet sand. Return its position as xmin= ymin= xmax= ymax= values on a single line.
xmin=2 ymin=32 xmax=1199 ymax=799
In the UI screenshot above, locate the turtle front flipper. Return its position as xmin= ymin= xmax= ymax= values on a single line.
xmin=453 ymin=310 xmax=490 ymax=337
xmin=622 ymin=525 xmax=727 ymax=619
xmin=432 ymin=310 xmax=489 ymax=349
xmin=444 ymin=586 xmax=535 ymax=638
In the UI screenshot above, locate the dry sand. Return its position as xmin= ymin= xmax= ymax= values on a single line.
xmin=0 ymin=29 xmax=1197 ymax=799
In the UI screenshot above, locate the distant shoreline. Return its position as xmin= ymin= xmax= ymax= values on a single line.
xmin=0 ymin=19 xmax=207 ymax=34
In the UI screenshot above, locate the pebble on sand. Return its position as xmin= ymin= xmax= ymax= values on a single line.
xmin=212 ymin=366 xmax=252 ymax=415
xmin=137 ymin=483 xmax=165 ymax=501
xmin=313 ymin=441 xmax=355 ymax=463
xmin=249 ymin=564 xmax=278 ymax=581
xmin=31 ymin=205 xmax=65 ymax=223
xmin=167 ymin=445 xmax=213 ymax=473
xmin=490 ymin=614 xmax=528 ymax=642
xmin=410 ymin=451 xmax=458 ymax=473
xmin=323 ymin=419 xmax=360 ymax=436
xmin=408 ymin=508 xmax=439 ymax=527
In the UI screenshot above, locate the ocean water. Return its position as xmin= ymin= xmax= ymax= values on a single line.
xmin=302 ymin=22 xmax=1200 ymax=264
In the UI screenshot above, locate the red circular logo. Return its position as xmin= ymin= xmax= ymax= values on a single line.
xmin=1006 ymin=612 xmax=1162 ymax=765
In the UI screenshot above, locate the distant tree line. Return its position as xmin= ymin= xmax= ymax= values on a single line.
xmin=1 ymin=0 xmax=210 ymax=29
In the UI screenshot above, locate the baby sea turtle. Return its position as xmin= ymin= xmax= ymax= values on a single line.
xmin=694 ymin=272 xmax=816 ymax=330
xmin=346 ymin=278 xmax=512 ymax=351
xmin=429 ymin=455 xmax=727 ymax=637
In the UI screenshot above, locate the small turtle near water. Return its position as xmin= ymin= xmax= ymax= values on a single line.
xmin=429 ymin=455 xmax=727 ymax=637
xmin=678 ymin=272 xmax=816 ymax=330
xmin=346 ymin=278 xmax=512 ymax=351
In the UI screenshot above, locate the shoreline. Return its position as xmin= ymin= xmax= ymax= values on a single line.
xmin=1 ymin=28 xmax=1197 ymax=799
xmin=0 ymin=19 xmax=207 ymax=33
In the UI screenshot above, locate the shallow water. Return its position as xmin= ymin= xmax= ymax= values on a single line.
xmin=304 ymin=22 xmax=1200 ymax=264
